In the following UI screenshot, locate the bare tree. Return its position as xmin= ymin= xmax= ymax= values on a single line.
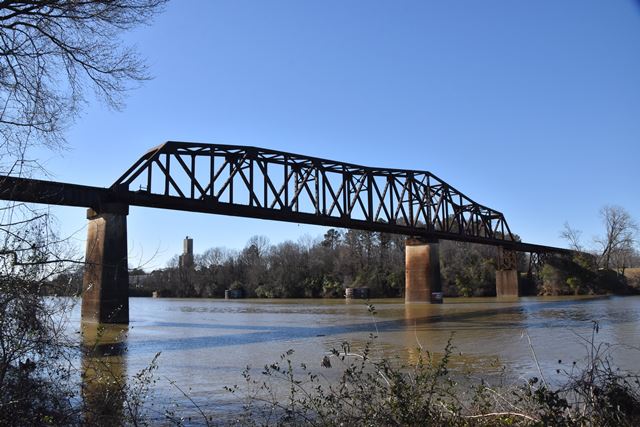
xmin=197 ymin=247 xmax=230 ymax=269
xmin=595 ymin=205 xmax=638 ymax=270
xmin=610 ymin=245 xmax=636 ymax=276
xmin=247 ymin=235 xmax=271 ymax=258
xmin=0 ymin=0 xmax=167 ymax=161
xmin=0 ymin=1 xmax=167 ymax=423
xmin=560 ymin=222 xmax=584 ymax=252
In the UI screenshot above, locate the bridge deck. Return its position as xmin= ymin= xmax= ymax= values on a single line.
xmin=0 ymin=174 xmax=571 ymax=254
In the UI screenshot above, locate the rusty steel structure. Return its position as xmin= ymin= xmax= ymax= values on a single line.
xmin=114 ymin=142 xmax=516 ymax=244
xmin=0 ymin=141 xmax=570 ymax=253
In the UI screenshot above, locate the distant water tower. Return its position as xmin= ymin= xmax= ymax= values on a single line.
xmin=179 ymin=236 xmax=194 ymax=268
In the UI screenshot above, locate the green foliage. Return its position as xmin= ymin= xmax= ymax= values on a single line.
xmin=229 ymin=280 xmax=244 ymax=291
xmin=137 ymin=229 xmax=634 ymax=300
xmin=566 ymin=276 xmax=582 ymax=295
xmin=540 ymin=254 xmax=634 ymax=296
xmin=455 ymin=277 xmax=473 ymax=297
xmin=321 ymin=278 xmax=343 ymax=298
xmin=441 ymin=241 xmax=497 ymax=297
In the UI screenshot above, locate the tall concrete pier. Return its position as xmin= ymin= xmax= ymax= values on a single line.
xmin=405 ymin=237 xmax=442 ymax=303
xmin=496 ymin=246 xmax=519 ymax=297
xmin=81 ymin=203 xmax=129 ymax=324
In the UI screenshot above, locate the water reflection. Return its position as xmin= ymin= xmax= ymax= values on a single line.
xmin=64 ymin=296 xmax=640 ymax=417
xmin=121 ymin=298 xmax=615 ymax=355
xmin=402 ymin=302 xmax=514 ymax=373
xmin=81 ymin=322 xmax=128 ymax=427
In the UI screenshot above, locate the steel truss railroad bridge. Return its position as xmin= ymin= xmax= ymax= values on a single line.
xmin=0 ymin=142 xmax=571 ymax=323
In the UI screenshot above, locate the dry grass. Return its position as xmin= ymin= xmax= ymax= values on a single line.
xmin=625 ymin=268 xmax=640 ymax=291
xmin=624 ymin=268 xmax=640 ymax=278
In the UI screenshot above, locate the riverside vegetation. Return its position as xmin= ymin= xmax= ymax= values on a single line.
xmin=51 ymin=202 xmax=640 ymax=299
xmin=222 ymin=319 xmax=640 ymax=427
xmin=51 ymin=224 xmax=640 ymax=300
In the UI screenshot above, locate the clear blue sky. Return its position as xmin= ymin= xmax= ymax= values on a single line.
xmin=38 ymin=0 xmax=640 ymax=270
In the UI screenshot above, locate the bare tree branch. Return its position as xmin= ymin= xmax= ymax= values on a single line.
xmin=0 ymin=0 xmax=167 ymax=160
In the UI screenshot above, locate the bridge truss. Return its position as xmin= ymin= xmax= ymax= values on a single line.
xmin=113 ymin=142 xmax=515 ymax=245
xmin=0 ymin=141 xmax=571 ymax=253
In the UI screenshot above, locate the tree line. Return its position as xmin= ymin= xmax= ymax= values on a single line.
xmin=129 ymin=205 xmax=640 ymax=299
xmin=123 ymin=208 xmax=633 ymax=299
xmin=50 ymin=204 xmax=640 ymax=300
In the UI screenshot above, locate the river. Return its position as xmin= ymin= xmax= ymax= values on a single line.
xmin=69 ymin=295 xmax=640 ymax=422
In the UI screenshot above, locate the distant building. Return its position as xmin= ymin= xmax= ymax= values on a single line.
xmin=179 ymin=236 xmax=194 ymax=268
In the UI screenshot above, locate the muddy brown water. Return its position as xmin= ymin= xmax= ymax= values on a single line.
xmin=65 ymin=295 xmax=640 ymax=421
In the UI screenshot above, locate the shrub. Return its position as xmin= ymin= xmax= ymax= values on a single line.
xmin=226 ymin=322 xmax=640 ymax=426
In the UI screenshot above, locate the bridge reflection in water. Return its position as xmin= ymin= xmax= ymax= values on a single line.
xmin=81 ymin=323 xmax=128 ymax=426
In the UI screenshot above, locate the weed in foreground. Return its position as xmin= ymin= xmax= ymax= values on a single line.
xmin=224 ymin=322 xmax=640 ymax=427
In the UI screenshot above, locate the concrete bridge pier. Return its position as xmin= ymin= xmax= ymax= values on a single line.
xmin=496 ymin=246 xmax=519 ymax=298
xmin=405 ymin=237 xmax=442 ymax=303
xmin=81 ymin=203 xmax=130 ymax=324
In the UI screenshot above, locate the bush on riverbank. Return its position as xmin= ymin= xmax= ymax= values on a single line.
xmin=539 ymin=253 xmax=638 ymax=296
xmin=224 ymin=322 xmax=640 ymax=426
